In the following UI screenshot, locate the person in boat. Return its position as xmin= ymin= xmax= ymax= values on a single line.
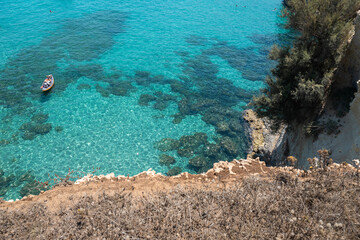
xmin=41 ymin=75 xmax=52 ymax=89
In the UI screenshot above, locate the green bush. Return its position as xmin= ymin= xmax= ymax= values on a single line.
xmin=253 ymin=0 xmax=360 ymax=128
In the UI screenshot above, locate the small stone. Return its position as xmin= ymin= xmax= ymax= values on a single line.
xmin=334 ymin=223 xmax=343 ymax=228
xmin=105 ymin=173 xmax=115 ymax=180
xmin=55 ymin=126 xmax=64 ymax=132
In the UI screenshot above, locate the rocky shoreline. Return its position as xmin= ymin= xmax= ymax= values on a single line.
xmin=1 ymin=155 xmax=319 ymax=207
xmin=243 ymin=109 xmax=286 ymax=165
xmin=1 ymin=156 xmax=359 ymax=239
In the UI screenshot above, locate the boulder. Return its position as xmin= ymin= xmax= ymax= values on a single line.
xmin=155 ymin=138 xmax=180 ymax=152
xmin=159 ymin=154 xmax=176 ymax=166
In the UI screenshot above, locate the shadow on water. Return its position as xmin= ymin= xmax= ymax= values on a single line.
xmin=39 ymin=88 xmax=53 ymax=103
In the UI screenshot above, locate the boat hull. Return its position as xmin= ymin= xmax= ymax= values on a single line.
xmin=42 ymin=76 xmax=54 ymax=92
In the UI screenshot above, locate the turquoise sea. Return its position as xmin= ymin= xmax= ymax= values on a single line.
xmin=0 ymin=0 xmax=283 ymax=200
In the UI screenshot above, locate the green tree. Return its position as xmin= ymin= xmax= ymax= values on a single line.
xmin=253 ymin=0 xmax=360 ymax=128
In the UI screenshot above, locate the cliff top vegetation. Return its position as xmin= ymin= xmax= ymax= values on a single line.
xmin=0 ymin=160 xmax=359 ymax=239
xmin=253 ymin=0 xmax=360 ymax=129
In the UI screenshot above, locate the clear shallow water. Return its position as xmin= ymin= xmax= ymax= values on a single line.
xmin=0 ymin=0 xmax=283 ymax=199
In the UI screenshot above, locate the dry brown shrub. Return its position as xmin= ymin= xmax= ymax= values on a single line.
xmin=0 ymin=167 xmax=359 ymax=239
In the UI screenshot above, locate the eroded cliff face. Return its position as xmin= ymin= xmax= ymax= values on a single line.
xmin=243 ymin=110 xmax=286 ymax=165
xmin=280 ymin=80 xmax=360 ymax=167
xmin=247 ymin=11 xmax=360 ymax=167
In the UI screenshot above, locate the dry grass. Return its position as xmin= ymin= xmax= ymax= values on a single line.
xmin=1 ymin=168 xmax=359 ymax=239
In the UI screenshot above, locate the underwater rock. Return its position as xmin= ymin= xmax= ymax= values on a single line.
xmin=155 ymin=138 xmax=180 ymax=152
xmin=19 ymin=122 xmax=33 ymax=131
xmin=194 ymin=132 xmax=208 ymax=143
xmin=55 ymin=126 xmax=64 ymax=132
xmin=19 ymin=121 xmax=52 ymax=140
xmin=77 ymin=84 xmax=91 ymax=90
xmin=161 ymin=94 xmax=177 ymax=102
xmin=138 ymin=94 xmax=157 ymax=106
xmin=204 ymin=143 xmax=221 ymax=158
xmin=33 ymin=123 xmax=52 ymax=135
xmin=166 ymin=166 xmax=182 ymax=176
xmin=170 ymin=82 xmax=192 ymax=96
xmin=152 ymin=93 xmax=177 ymax=111
xmin=174 ymin=50 xmax=189 ymax=57
xmin=185 ymin=35 xmax=209 ymax=46
xmin=154 ymin=91 xmax=164 ymax=97
xmin=152 ymin=75 xmax=167 ymax=85
xmin=178 ymin=98 xmax=194 ymax=115
xmin=22 ymin=132 xmax=36 ymax=141
xmin=159 ymin=154 xmax=176 ymax=166
xmin=201 ymin=112 xmax=225 ymax=126
xmin=31 ymin=113 xmax=49 ymax=124
xmin=179 ymin=135 xmax=203 ymax=150
xmin=95 ymin=85 xmax=110 ymax=97
xmin=109 ymin=81 xmax=135 ymax=96
xmin=13 ymin=172 xmax=34 ymax=188
xmin=153 ymin=100 xmax=169 ymax=111
xmin=75 ymin=64 xmax=104 ymax=82
xmin=19 ymin=180 xmax=45 ymax=198
xmin=134 ymin=71 xmax=151 ymax=86
xmin=184 ymin=54 xmax=219 ymax=81
xmin=197 ymin=166 xmax=210 ymax=174
xmin=108 ymin=70 xmax=122 ymax=80
xmin=228 ymin=118 xmax=244 ymax=132
xmin=219 ymin=137 xmax=239 ymax=157
xmin=0 ymin=173 xmax=15 ymax=197
xmin=0 ymin=139 xmax=10 ymax=145
xmin=171 ymin=113 xmax=185 ymax=124
xmin=176 ymin=133 xmax=209 ymax=158
xmin=152 ymin=114 xmax=165 ymax=119
xmin=177 ymin=148 xmax=194 ymax=158
xmin=190 ymin=98 xmax=218 ymax=113
xmin=188 ymin=155 xmax=207 ymax=168
xmin=135 ymin=71 xmax=150 ymax=78
xmin=216 ymin=121 xmax=231 ymax=134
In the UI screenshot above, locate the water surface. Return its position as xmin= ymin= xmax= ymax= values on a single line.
xmin=0 ymin=0 xmax=283 ymax=199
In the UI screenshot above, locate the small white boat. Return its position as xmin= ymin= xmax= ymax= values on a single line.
xmin=41 ymin=75 xmax=54 ymax=92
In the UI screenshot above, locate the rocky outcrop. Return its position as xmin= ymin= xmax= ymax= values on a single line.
xmin=243 ymin=110 xmax=286 ymax=164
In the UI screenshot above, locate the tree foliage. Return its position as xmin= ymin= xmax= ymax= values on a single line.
xmin=253 ymin=0 xmax=360 ymax=127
